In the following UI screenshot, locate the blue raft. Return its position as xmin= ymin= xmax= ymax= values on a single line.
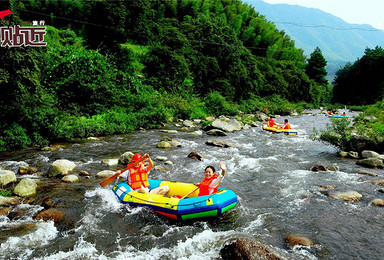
xmin=112 ymin=179 xmax=238 ymax=221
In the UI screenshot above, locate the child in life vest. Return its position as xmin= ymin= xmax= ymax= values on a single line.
xmin=118 ymin=153 xmax=169 ymax=195
xmin=283 ymin=119 xmax=291 ymax=129
xmin=196 ymin=161 xmax=226 ymax=196
xmin=267 ymin=116 xmax=278 ymax=128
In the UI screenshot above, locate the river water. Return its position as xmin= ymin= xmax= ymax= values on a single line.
xmin=1 ymin=110 xmax=383 ymax=260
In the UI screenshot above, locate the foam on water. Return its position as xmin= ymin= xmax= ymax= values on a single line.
xmin=0 ymin=221 xmax=58 ymax=257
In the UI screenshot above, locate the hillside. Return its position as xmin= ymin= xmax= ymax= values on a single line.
xmin=246 ymin=0 xmax=384 ymax=80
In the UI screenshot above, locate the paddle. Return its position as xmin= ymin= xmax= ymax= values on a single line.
xmin=180 ymin=161 xmax=226 ymax=199
xmin=99 ymin=156 xmax=147 ymax=187
xmin=180 ymin=186 xmax=199 ymax=199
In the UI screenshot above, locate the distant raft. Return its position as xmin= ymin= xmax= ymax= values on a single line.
xmin=113 ymin=179 xmax=238 ymax=221
xmin=325 ymin=114 xmax=348 ymax=118
xmin=262 ymin=125 xmax=298 ymax=135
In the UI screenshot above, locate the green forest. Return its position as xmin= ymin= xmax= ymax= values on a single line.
xmin=0 ymin=0 xmax=383 ymax=152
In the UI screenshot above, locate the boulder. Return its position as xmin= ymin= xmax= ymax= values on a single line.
xmin=119 ymin=152 xmax=134 ymax=165
xmin=101 ymin=158 xmax=119 ymax=166
xmin=329 ymin=190 xmax=362 ymax=201
xmin=157 ymin=141 xmax=172 ymax=148
xmin=18 ymin=166 xmax=38 ymax=175
xmin=0 ymin=196 xmax=19 ymax=206
xmin=13 ymin=178 xmax=38 ymax=197
xmin=0 ymin=207 xmax=11 ymax=216
xmin=220 ymin=238 xmax=284 ymax=260
xmin=0 ymin=170 xmax=17 ymax=185
xmin=210 ymin=118 xmax=242 ymax=132
xmin=356 ymin=158 xmax=384 ymax=168
xmin=285 ymin=234 xmax=314 ymax=247
xmin=34 ymin=208 xmax=65 ymax=222
xmin=361 ymin=150 xmax=379 ymax=158
xmin=206 ymin=129 xmax=227 ymax=136
xmin=371 ymin=199 xmax=384 ymax=206
xmin=62 ymin=175 xmax=79 ymax=183
xmin=96 ymin=170 xmax=116 ymax=178
xmin=48 ymin=159 xmax=76 ymax=177
xmin=187 ymin=152 xmax=205 ymax=161
xmin=206 ymin=140 xmax=237 ymax=148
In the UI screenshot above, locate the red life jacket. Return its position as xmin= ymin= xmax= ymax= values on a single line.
xmin=129 ymin=164 xmax=149 ymax=189
xmin=267 ymin=119 xmax=276 ymax=127
xmin=198 ymin=174 xmax=219 ymax=196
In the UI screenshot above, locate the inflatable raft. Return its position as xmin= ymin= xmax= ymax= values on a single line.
xmin=325 ymin=114 xmax=348 ymax=118
xmin=262 ymin=125 xmax=298 ymax=135
xmin=112 ymin=179 xmax=238 ymax=221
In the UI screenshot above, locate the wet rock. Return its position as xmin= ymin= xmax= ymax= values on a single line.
xmin=329 ymin=190 xmax=362 ymax=201
xmin=14 ymin=178 xmax=38 ymax=197
xmin=156 ymin=156 xmax=168 ymax=161
xmin=183 ymin=120 xmax=195 ymax=127
xmin=317 ymin=185 xmax=336 ymax=190
xmin=48 ymin=159 xmax=77 ymax=177
xmin=157 ymin=141 xmax=172 ymax=148
xmin=18 ymin=166 xmax=38 ymax=175
xmin=348 ymin=151 xmax=359 ymax=159
xmin=79 ymin=170 xmax=91 ymax=177
xmin=285 ymin=234 xmax=314 ymax=247
xmin=187 ymin=152 xmax=205 ymax=161
xmin=206 ymin=129 xmax=227 ymax=136
xmin=0 ymin=170 xmax=17 ymax=185
xmin=101 ymin=158 xmax=119 ymax=166
xmin=96 ymin=170 xmax=116 ymax=178
xmin=119 ymin=151 xmax=134 ymax=165
xmin=62 ymin=174 xmax=79 ymax=183
xmin=358 ymin=170 xmax=378 ymax=177
xmin=210 ymin=117 xmax=243 ymax=132
xmin=378 ymin=188 xmax=384 ymax=193
xmin=0 ymin=207 xmax=11 ymax=216
xmin=220 ymin=238 xmax=284 ymax=260
xmin=164 ymin=161 xmax=173 ymax=165
xmin=371 ymin=199 xmax=384 ymax=206
xmin=310 ymin=164 xmax=327 ymax=171
xmin=34 ymin=208 xmax=65 ymax=222
xmin=206 ymin=140 xmax=236 ymax=148
xmin=361 ymin=150 xmax=379 ymax=158
xmin=0 ymin=196 xmax=19 ymax=206
xmin=356 ymin=158 xmax=384 ymax=168
xmin=169 ymin=139 xmax=182 ymax=147
xmin=154 ymin=165 xmax=170 ymax=172
xmin=160 ymin=129 xmax=178 ymax=134
xmin=87 ymin=137 xmax=100 ymax=141
xmin=191 ymin=130 xmax=203 ymax=135
xmin=339 ymin=151 xmax=348 ymax=157
xmin=371 ymin=180 xmax=384 ymax=186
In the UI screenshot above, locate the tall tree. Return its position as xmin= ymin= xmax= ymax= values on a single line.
xmin=305 ymin=47 xmax=328 ymax=85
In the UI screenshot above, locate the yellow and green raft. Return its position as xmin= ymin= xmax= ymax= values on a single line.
xmin=112 ymin=179 xmax=238 ymax=221
xmin=262 ymin=125 xmax=298 ymax=135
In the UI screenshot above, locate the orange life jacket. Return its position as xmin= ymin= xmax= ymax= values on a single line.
xmin=283 ymin=122 xmax=291 ymax=129
xmin=129 ymin=164 xmax=149 ymax=189
xmin=198 ymin=174 xmax=219 ymax=196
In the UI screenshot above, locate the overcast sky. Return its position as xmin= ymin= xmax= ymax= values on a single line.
xmin=262 ymin=0 xmax=384 ymax=31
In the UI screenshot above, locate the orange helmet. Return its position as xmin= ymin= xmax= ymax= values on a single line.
xmin=132 ymin=153 xmax=142 ymax=162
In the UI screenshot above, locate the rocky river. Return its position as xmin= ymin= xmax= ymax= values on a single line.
xmin=1 ymin=109 xmax=384 ymax=260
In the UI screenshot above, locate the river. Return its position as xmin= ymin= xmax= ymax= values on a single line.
xmin=1 ymin=110 xmax=383 ymax=260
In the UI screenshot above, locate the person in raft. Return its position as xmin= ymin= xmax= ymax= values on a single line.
xmin=283 ymin=119 xmax=291 ymax=129
xmin=267 ymin=116 xmax=278 ymax=128
xmin=195 ymin=161 xmax=226 ymax=196
xmin=118 ymin=153 xmax=169 ymax=195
